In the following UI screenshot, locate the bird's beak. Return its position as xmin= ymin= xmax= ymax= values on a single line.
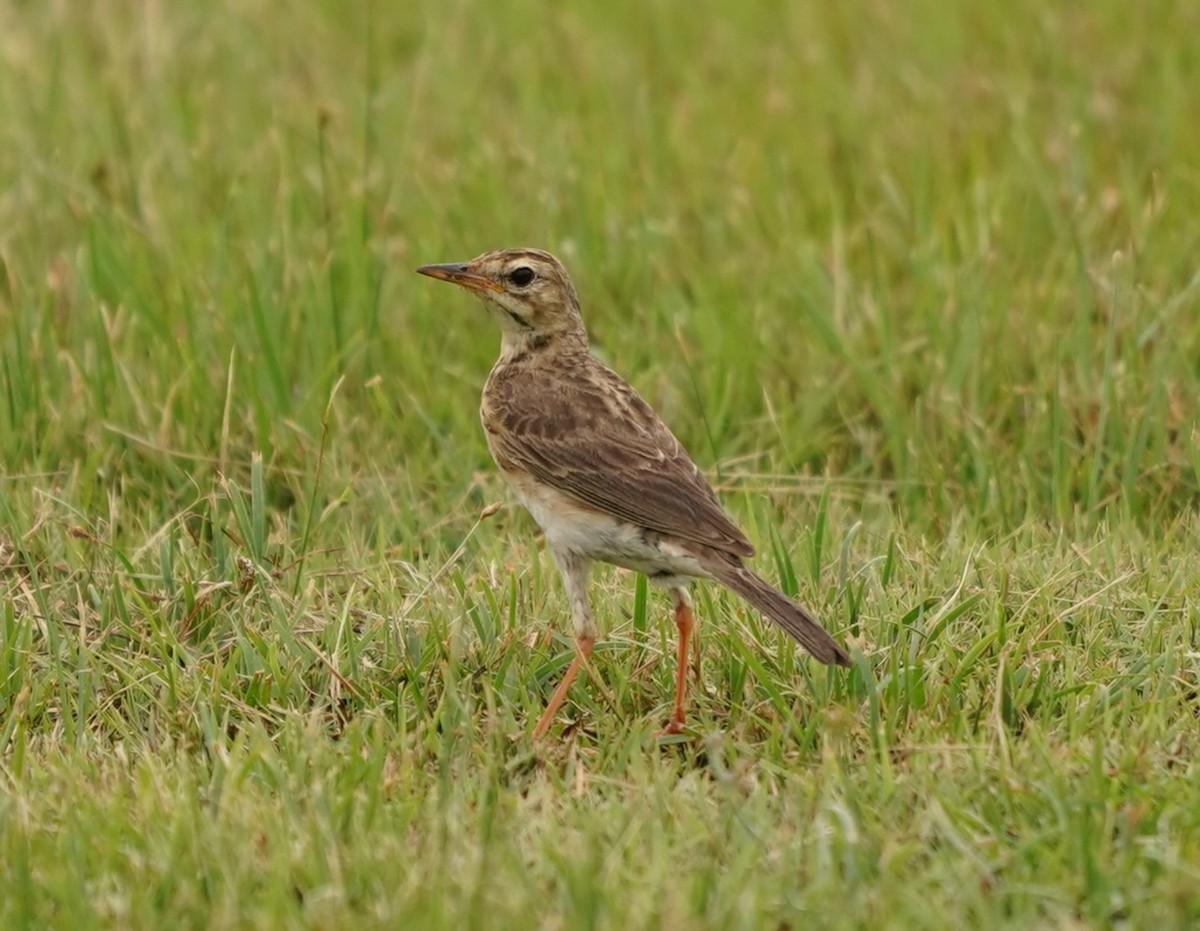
xmin=415 ymin=262 xmax=504 ymax=294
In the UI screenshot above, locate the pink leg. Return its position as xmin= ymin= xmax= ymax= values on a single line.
xmin=533 ymin=636 xmax=594 ymax=739
xmin=662 ymin=597 xmax=694 ymax=735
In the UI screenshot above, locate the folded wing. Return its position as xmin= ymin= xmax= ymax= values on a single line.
xmin=486 ymin=358 xmax=755 ymax=560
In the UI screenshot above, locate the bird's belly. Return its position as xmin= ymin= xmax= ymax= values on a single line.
xmin=502 ymin=469 xmax=706 ymax=584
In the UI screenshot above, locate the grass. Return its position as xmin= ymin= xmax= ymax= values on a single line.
xmin=2 ymin=0 xmax=1199 ymax=926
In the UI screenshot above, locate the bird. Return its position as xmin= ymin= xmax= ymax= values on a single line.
xmin=416 ymin=248 xmax=851 ymax=737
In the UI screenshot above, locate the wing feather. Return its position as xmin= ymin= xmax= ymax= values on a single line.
xmin=484 ymin=355 xmax=754 ymax=559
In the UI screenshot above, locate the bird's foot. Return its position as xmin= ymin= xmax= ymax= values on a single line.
xmin=657 ymin=711 xmax=687 ymax=738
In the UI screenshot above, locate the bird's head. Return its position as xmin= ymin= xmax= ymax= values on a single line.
xmin=416 ymin=248 xmax=587 ymax=352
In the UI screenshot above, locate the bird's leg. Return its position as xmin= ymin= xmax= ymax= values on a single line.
xmin=533 ymin=635 xmax=593 ymax=739
xmin=533 ymin=550 xmax=595 ymax=739
xmin=663 ymin=587 xmax=694 ymax=735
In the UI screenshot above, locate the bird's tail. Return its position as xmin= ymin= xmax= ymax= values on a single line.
xmin=709 ymin=563 xmax=852 ymax=667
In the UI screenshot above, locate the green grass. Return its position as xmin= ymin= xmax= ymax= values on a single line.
xmin=2 ymin=0 xmax=1200 ymax=927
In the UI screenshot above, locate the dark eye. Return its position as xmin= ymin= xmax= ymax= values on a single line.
xmin=508 ymin=266 xmax=535 ymax=287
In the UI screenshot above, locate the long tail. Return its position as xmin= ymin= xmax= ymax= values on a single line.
xmin=709 ymin=563 xmax=852 ymax=667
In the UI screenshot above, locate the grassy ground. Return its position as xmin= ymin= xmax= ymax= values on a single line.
xmin=2 ymin=0 xmax=1199 ymax=927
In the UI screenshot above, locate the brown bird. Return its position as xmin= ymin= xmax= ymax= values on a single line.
xmin=417 ymin=248 xmax=851 ymax=737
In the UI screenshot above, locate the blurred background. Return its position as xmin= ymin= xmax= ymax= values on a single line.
xmin=3 ymin=0 xmax=1197 ymax=545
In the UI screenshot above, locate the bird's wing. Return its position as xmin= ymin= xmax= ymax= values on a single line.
xmin=484 ymin=356 xmax=755 ymax=559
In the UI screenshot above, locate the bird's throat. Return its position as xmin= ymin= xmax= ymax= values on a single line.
xmin=498 ymin=327 xmax=587 ymax=365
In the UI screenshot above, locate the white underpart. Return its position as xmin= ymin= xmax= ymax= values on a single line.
xmin=505 ymin=472 xmax=708 ymax=585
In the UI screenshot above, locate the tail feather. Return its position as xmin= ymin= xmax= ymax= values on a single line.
xmin=710 ymin=564 xmax=851 ymax=667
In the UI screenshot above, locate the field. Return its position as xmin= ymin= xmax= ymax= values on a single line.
xmin=2 ymin=1 xmax=1199 ymax=927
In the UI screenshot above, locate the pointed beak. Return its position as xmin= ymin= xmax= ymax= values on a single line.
xmin=415 ymin=262 xmax=504 ymax=294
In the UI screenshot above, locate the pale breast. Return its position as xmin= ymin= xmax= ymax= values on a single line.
xmin=498 ymin=466 xmax=707 ymax=584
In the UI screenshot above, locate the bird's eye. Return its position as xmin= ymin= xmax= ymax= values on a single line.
xmin=508 ymin=266 xmax=535 ymax=287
